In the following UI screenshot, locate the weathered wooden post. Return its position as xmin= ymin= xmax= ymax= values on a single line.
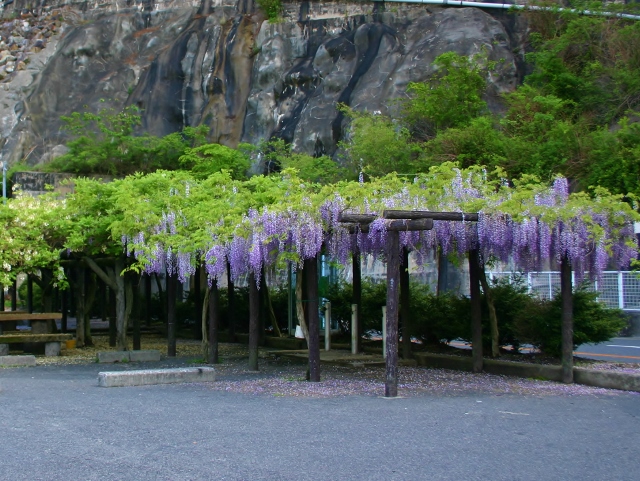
xmin=469 ymin=248 xmax=483 ymax=373
xmin=248 ymin=272 xmax=259 ymax=371
xmin=561 ymin=255 xmax=573 ymax=383
xmin=305 ymin=256 xmax=321 ymax=382
xmin=385 ymin=230 xmax=400 ymax=398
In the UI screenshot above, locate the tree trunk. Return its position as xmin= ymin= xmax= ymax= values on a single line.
xmin=208 ymin=280 xmax=220 ymax=364
xmin=108 ymin=286 xmax=116 ymax=347
xmin=167 ymin=273 xmax=177 ymax=357
xmin=295 ymin=268 xmax=309 ymax=343
xmin=248 ymin=272 xmax=259 ymax=371
xmin=400 ymin=247 xmax=411 ymax=360
xmin=83 ymin=270 xmax=98 ymax=347
xmin=83 ymin=256 xmax=127 ymax=350
xmin=144 ymin=274 xmax=152 ymax=327
xmin=201 ymin=285 xmax=210 ymax=361
xmin=261 ymin=270 xmax=282 ymax=337
xmin=305 ymin=256 xmax=321 ymax=382
xmin=193 ymin=264 xmax=202 ymax=340
xmin=469 ymin=249 xmax=483 ymax=373
xmin=154 ymin=273 xmax=166 ymax=322
xmin=385 ymin=231 xmax=400 ymax=397
xmin=227 ymin=262 xmax=236 ymax=342
xmin=127 ymin=273 xmax=140 ymax=350
xmin=74 ymin=267 xmax=86 ymax=348
xmin=478 ymin=262 xmax=500 ymax=358
xmin=561 ymin=256 xmax=574 ymax=383
xmin=114 ymin=257 xmax=128 ymax=351
xmin=352 ymin=251 xmax=362 ymax=353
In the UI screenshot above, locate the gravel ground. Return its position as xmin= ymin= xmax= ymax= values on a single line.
xmin=7 ymin=334 xmax=636 ymax=399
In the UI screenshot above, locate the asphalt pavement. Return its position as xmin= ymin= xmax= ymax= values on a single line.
xmin=1 ymin=360 xmax=639 ymax=481
xmin=575 ymin=337 xmax=640 ymax=363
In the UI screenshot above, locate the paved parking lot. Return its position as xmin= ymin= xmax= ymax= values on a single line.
xmin=1 ymin=359 xmax=639 ymax=481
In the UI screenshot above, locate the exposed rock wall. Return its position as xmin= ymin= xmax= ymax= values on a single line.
xmin=0 ymin=0 xmax=527 ymax=168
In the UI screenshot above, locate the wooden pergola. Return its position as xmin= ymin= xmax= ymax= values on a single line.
xmin=340 ymin=210 xmax=574 ymax=397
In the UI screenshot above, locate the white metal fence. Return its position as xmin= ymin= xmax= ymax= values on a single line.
xmin=487 ymin=271 xmax=640 ymax=311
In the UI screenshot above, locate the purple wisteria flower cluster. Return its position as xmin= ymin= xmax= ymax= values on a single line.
xmin=120 ymin=173 xmax=637 ymax=287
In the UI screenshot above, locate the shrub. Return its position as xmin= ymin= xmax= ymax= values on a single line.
xmin=514 ymin=288 xmax=627 ymax=357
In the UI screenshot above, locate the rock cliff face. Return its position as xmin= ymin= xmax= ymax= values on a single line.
xmin=0 ymin=0 xmax=527 ymax=168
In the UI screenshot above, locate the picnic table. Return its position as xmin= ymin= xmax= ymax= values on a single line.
xmin=0 ymin=312 xmax=72 ymax=356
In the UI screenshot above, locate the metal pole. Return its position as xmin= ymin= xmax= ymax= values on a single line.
xmin=324 ymin=301 xmax=331 ymax=351
xmin=382 ymin=306 xmax=387 ymax=359
xmin=2 ymin=161 xmax=6 ymax=204
xmin=351 ymin=304 xmax=358 ymax=355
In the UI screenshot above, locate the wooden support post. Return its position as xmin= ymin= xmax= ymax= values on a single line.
xmin=248 ymin=272 xmax=259 ymax=371
xmin=561 ymin=256 xmax=574 ymax=383
xmin=469 ymin=249 xmax=483 ymax=373
xmin=305 ymin=256 xmax=321 ymax=382
xmin=0 ymin=283 xmax=4 ymax=312
xmin=352 ymin=251 xmax=362 ymax=353
xmin=385 ymin=230 xmax=400 ymax=398
xmin=167 ymin=273 xmax=177 ymax=357
xmin=324 ymin=301 xmax=331 ymax=351
xmin=400 ymin=247 xmax=411 ymax=359
xmin=208 ymin=279 xmax=220 ymax=365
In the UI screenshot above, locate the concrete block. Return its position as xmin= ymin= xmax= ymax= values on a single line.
xmin=98 ymin=367 xmax=216 ymax=387
xmin=44 ymin=342 xmax=61 ymax=357
xmin=0 ymin=344 xmax=8 ymax=356
xmin=97 ymin=351 xmax=131 ymax=363
xmin=128 ymin=350 xmax=161 ymax=362
xmin=574 ymin=368 xmax=640 ymax=393
xmin=0 ymin=355 xmax=36 ymax=367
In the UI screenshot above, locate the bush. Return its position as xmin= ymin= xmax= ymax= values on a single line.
xmin=514 ymin=288 xmax=627 ymax=357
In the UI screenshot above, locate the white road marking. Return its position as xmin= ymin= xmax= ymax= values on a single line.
xmin=606 ymin=345 xmax=640 ymax=349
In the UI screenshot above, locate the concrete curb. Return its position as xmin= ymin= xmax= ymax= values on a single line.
xmin=97 ymin=350 xmax=161 ymax=363
xmin=414 ymin=352 xmax=640 ymax=392
xmin=98 ymin=366 xmax=216 ymax=387
xmin=0 ymin=355 xmax=37 ymax=367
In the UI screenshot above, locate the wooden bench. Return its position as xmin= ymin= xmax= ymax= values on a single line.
xmin=0 ymin=312 xmax=69 ymax=356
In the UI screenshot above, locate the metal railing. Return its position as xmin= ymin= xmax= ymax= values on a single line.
xmin=487 ymin=271 xmax=640 ymax=311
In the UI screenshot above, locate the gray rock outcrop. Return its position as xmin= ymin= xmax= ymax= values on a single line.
xmin=0 ymin=1 xmax=527 ymax=169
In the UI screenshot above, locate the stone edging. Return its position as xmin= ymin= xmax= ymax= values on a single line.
xmin=414 ymin=352 xmax=640 ymax=392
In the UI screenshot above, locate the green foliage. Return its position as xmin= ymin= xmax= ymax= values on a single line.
xmin=179 ymin=143 xmax=250 ymax=180
xmin=410 ymin=288 xmax=470 ymax=344
xmin=256 ymin=0 xmax=282 ymax=21
xmin=341 ymin=108 xmax=421 ymax=177
xmin=43 ymin=105 xmax=207 ymax=176
xmin=257 ymin=139 xmax=347 ymax=184
xmin=514 ymin=288 xmax=627 ymax=357
xmin=403 ymin=52 xmax=490 ymax=139
xmin=526 ymin=16 xmax=640 ymax=123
